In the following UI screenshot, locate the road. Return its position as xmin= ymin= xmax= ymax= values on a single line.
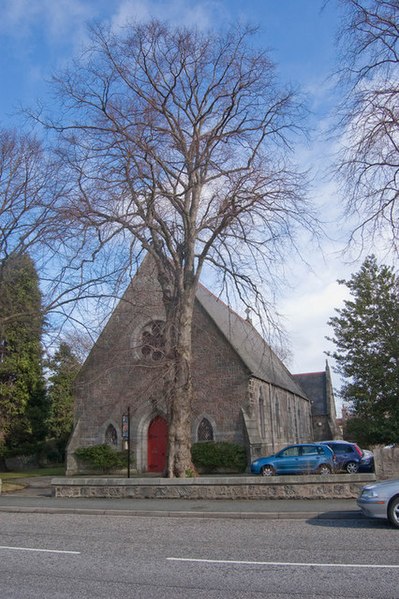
xmin=0 ymin=512 xmax=398 ymax=598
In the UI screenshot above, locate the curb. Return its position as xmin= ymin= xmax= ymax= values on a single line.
xmin=0 ymin=505 xmax=364 ymax=520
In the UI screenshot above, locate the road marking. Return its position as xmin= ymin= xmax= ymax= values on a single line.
xmin=0 ymin=545 xmax=80 ymax=555
xmin=167 ymin=557 xmax=399 ymax=569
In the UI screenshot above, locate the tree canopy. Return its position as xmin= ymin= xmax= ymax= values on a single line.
xmin=335 ymin=0 xmax=399 ymax=254
xmin=0 ymin=128 xmax=59 ymax=267
xmin=37 ymin=21 xmax=316 ymax=476
xmin=327 ymin=255 xmax=399 ymax=445
xmin=0 ymin=253 xmax=48 ymax=452
xmin=46 ymin=341 xmax=81 ymax=443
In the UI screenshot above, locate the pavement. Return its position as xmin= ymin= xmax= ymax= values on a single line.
xmin=0 ymin=476 xmax=365 ymax=521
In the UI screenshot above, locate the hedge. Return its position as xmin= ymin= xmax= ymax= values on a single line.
xmin=75 ymin=444 xmax=128 ymax=473
xmin=191 ymin=441 xmax=247 ymax=473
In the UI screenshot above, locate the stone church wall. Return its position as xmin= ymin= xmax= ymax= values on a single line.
xmin=67 ymin=261 xmax=251 ymax=473
xmin=67 ymin=257 xmax=314 ymax=475
xmin=67 ymin=261 xmax=167 ymax=473
xmin=191 ymin=301 xmax=249 ymax=445
xmin=243 ymin=377 xmax=313 ymax=463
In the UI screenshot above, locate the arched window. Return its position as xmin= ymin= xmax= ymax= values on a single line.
xmin=197 ymin=417 xmax=214 ymax=442
xmin=105 ymin=424 xmax=118 ymax=447
xmin=259 ymin=392 xmax=266 ymax=438
xmin=141 ymin=320 xmax=165 ymax=361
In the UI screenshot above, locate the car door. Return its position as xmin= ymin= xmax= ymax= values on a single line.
xmin=299 ymin=445 xmax=320 ymax=473
xmin=275 ymin=446 xmax=300 ymax=473
xmin=333 ymin=443 xmax=351 ymax=471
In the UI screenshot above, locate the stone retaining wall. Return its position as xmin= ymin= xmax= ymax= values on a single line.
xmin=52 ymin=474 xmax=376 ymax=500
xmin=373 ymin=445 xmax=399 ymax=479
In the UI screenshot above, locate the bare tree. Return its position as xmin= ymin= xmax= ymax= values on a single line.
xmin=0 ymin=127 xmax=128 ymax=340
xmin=40 ymin=21 xmax=316 ymax=477
xmin=0 ymin=128 xmax=64 ymax=329
xmin=0 ymin=129 xmax=54 ymax=263
xmin=335 ymin=0 xmax=399 ymax=253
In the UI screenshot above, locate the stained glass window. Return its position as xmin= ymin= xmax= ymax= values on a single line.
xmin=141 ymin=320 xmax=165 ymax=361
xmin=105 ymin=424 xmax=118 ymax=446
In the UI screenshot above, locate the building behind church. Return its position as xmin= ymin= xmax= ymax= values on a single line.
xmin=66 ymin=257 xmax=339 ymax=475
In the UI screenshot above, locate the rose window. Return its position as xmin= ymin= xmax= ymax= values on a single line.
xmin=141 ymin=320 xmax=165 ymax=361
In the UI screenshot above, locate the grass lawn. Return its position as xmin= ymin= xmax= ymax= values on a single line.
xmin=0 ymin=466 xmax=65 ymax=480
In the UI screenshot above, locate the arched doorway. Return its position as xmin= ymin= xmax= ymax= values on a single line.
xmin=147 ymin=416 xmax=168 ymax=473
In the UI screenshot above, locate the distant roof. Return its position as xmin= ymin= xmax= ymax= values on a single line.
xmin=293 ymin=372 xmax=326 ymax=415
xmin=196 ymin=284 xmax=308 ymax=399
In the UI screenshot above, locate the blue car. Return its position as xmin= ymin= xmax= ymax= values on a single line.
xmin=319 ymin=441 xmax=374 ymax=474
xmin=250 ymin=443 xmax=335 ymax=476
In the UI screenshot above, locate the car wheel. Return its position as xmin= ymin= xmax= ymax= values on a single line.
xmin=345 ymin=461 xmax=359 ymax=474
xmin=261 ymin=465 xmax=275 ymax=477
xmin=318 ymin=464 xmax=332 ymax=475
xmin=388 ymin=497 xmax=399 ymax=529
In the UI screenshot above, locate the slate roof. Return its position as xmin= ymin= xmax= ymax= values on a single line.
xmin=196 ymin=284 xmax=308 ymax=400
xmin=293 ymin=372 xmax=327 ymax=416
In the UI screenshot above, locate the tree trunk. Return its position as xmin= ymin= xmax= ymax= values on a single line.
xmin=0 ymin=427 xmax=7 ymax=471
xmin=166 ymin=352 xmax=194 ymax=477
xmin=164 ymin=286 xmax=196 ymax=478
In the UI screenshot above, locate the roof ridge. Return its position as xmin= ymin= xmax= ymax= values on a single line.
xmin=293 ymin=371 xmax=324 ymax=377
xmin=197 ymin=282 xmax=250 ymax=326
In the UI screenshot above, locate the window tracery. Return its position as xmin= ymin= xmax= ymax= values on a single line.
xmin=197 ymin=417 xmax=214 ymax=441
xmin=141 ymin=320 xmax=166 ymax=361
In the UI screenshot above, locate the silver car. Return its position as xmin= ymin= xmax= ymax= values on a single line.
xmin=357 ymin=479 xmax=399 ymax=528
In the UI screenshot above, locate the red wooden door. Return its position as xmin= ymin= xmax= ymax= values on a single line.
xmin=147 ymin=416 xmax=168 ymax=472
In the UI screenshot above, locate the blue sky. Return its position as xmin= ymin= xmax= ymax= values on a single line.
xmin=0 ymin=0 xmax=341 ymax=125
xmin=1 ymin=0 xmax=353 ymax=403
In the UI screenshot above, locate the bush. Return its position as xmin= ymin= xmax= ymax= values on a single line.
xmin=0 ymin=437 xmax=68 ymax=466
xmin=75 ymin=445 xmax=128 ymax=473
xmin=191 ymin=441 xmax=247 ymax=473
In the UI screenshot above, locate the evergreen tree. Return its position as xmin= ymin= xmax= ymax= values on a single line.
xmin=46 ymin=342 xmax=81 ymax=444
xmin=0 ymin=254 xmax=48 ymax=452
xmin=327 ymin=256 xmax=399 ymax=445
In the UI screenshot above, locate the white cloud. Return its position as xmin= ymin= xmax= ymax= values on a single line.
xmin=281 ymin=274 xmax=348 ymax=361
xmin=0 ymin=0 xmax=93 ymax=43
xmin=278 ymin=276 xmax=347 ymax=419
xmin=111 ymin=0 xmax=226 ymax=31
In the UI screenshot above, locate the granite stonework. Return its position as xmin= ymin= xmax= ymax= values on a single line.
xmin=52 ymin=474 xmax=376 ymax=500
xmin=372 ymin=445 xmax=399 ymax=480
xmin=66 ymin=256 xmax=337 ymax=476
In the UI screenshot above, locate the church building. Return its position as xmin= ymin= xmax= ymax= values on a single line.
xmin=66 ymin=256 xmax=338 ymax=475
